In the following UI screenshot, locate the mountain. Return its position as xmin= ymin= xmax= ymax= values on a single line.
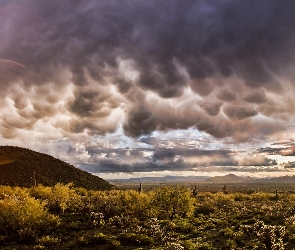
xmin=110 ymin=175 xmax=209 ymax=183
xmin=205 ymin=174 xmax=254 ymax=183
xmin=253 ymin=175 xmax=295 ymax=183
xmin=0 ymin=146 xmax=112 ymax=190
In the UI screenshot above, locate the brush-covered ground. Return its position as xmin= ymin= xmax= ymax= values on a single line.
xmin=1 ymin=183 xmax=295 ymax=249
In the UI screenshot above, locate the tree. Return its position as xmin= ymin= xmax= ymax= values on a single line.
xmin=151 ymin=186 xmax=194 ymax=220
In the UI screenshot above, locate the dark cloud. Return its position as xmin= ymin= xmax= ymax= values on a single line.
xmin=190 ymin=79 xmax=214 ymax=96
xmin=243 ymin=90 xmax=267 ymax=104
xmin=223 ymin=105 xmax=258 ymax=120
xmin=217 ymin=90 xmax=237 ymax=102
xmin=0 ymin=59 xmax=27 ymax=87
xmin=1 ymin=0 xmax=295 ymax=141
xmin=123 ymin=104 xmax=156 ymax=137
xmin=199 ymin=102 xmax=222 ymax=116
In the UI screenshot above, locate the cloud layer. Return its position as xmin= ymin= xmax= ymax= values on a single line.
xmin=1 ymin=1 xmax=295 ymax=142
xmin=1 ymin=1 xmax=295 ymax=176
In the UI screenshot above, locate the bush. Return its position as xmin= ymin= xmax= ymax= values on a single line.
xmin=91 ymin=232 xmax=108 ymax=244
xmin=30 ymin=183 xmax=83 ymax=213
xmin=118 ymin=232 xmax=153 ymax=246
xmin=151 ymin=186 xmax=195 ymax=220
xmin=0 ymin=195 xmax=59 ymax=242
xmin=36 ymin=235 xmax=59 ymax=247
xmin=89 ymin=189 xmax=152 ymax=220
xmin=181 ymin=239 xmax=199 ymax=250
xmin=194 ymin=198 xmax=216 ymax=215
xmin=173 ymin=218 xmax=196 ymax=233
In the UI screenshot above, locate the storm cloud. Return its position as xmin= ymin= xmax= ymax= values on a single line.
xmin=1 ymin=0 xmax=295 ymax=141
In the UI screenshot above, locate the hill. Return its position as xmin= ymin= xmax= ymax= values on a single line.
xmin=253 ymin=175 xmax=295 ymax=183
xmin=205 ymin=174 xmax=254 ymax=183
xmin=0 ymin=146 xmax=112 ymax=190
xmin=110 ymin=175 xmax=209 ymax=183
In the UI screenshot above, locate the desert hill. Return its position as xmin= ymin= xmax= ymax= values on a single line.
xmin=205 ymin=174 xmax=253 ymax=183
xmin=252 ymin=175 xmax=295 ymax=183
xmin=0 ymin=146 xmax=112 ymax=190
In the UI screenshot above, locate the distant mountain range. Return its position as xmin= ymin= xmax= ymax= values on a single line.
xmin=204 ymin=174 xmax=254 ymax=183
xmin=110 ymin=173 xmax=295 ymax=183
xmin=0 ymin=146 xmax=112 ymax=190
xmin=110 ymin=175 xmax=210 ymax=183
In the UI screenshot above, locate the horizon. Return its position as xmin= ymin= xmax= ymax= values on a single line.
xmin=1 ymin=1 xmax=295 ymax=179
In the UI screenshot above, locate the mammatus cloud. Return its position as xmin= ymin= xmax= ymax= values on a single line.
xmin=1 ymin=1 xmax=295 ymax=177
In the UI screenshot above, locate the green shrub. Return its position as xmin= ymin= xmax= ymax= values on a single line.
xmin=30 ymin=183 xmax=83 ymax=213
xmin=194 ymin=198 xmax=216 ymax=215
xmin=173 ymin=219 xmax=195 ymax=233
xmin=181 ymin=239 xmax=199 ymax=250
xmin=36 ymin=235 xmax=59 ymax=247
xmin=91 ymin=232 xmax=108 ymax=245
xmin=165 ymin=242 xmax=185 ymax=250
xmin=89 ymin=189 xmax=152 ymax=220
xmin=110 ymin=239 xmax=121 ymax=248
xmin=118 ymin=232 xmax=154 ymax=246
xmin=0 ymin=195 xmax=59 ymax=242
xmin=0 ymin=186 xmax=30 ymax=199
xmin=151 ymin=186 xmax=195 ymax=220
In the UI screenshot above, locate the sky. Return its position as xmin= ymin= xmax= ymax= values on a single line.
xmin=1 ymin=0 xmax=295 ymax=179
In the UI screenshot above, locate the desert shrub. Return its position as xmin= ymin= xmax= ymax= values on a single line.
xmin=165 ymin=242 xmax=185 ymax=250
xmin=193 ymin=241 xmax=216 ymax=250
xmin=89 ymin=189 xmax=152 ymax=220
xmin=89 ymin=212 xmax=105 ymax=227
xmin=118 ymin=232 xmax=153 ymax=246
xmin=0 ymin=185 xmax=29 ymax=199
xmin=173 ymin=218 xmax=196 ymax=233
xmin=118 ymin=189 xmax=152 ymax=219
xmin=151 ymin=185 xmax=194 ymax=220
xmin=74 ymin=187 xmax=88 ymax=196
xmin=30 ymin=183 xmax=83 ymax=213
xmin=107 ymin=215 xmax=138 ymax=232
xmin=110 ymin=239 xmax=121 ymax=248
xmin=250 ymin=192 xmax=273 ymax=201
xmin=0 ymin=195 xmax=59 ymax=242
xmin=143 ymin=218 xmax=178 ymax=245
xmin=225 ymin=239 xmax=237 ymax=249
xmin=29 ymin=185 xmax=52 ymax=200
xmin=88 ymin=190 xmax=122 ymax=218
xmin=194 ymin=197 xmax=216 ymax=215
xmin=77 ymin=232 xmax=110 ymax=247
xmin=218 ymin=227 xmax=235 ymax=238
xmin=181 ymin=239 xmax=199 ymax=250
xmin=211 ymin=192 xmax=234 ymax=209
xmin=36 ymin=235 xmax=59 ymax=247
xmin=161 ymin=220 xmax=177 ymax=231
xmin=241 ymin=220 xmax=286 ymax=250
xmin=233 ymin=192 xmax=250 ymax=201
xmin=91 ymin=232 xmax=108 ymax=244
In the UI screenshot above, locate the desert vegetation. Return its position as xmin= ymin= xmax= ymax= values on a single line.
xmin=1 ymin=183 xmax=295 ymax=249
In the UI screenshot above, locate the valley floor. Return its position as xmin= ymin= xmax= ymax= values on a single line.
xmin=1 ymin=182 xmax=295 ymax=249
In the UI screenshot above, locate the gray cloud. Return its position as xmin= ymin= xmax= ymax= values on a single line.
xmin=1 ymin=0 xmax=295 ymax=142
xmin=243 ymin=90 xmax=267 ymax=104
xmin=217 ymin=90 xmax=237 ymax=102
xmin=76 ymin=145 xmax=277 ymax=173
xmin=223 ymin=105 xmax=258 ymax=120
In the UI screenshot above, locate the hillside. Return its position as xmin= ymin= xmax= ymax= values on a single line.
xmin=253 ymin=175 xmax=295 ymax=183
xmin=0 ymin=146 xmax=112 ymax=190
xmin=205 ymin=174 xmax=253 ymax=183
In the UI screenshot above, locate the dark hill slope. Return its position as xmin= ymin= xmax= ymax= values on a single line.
xmin=0 ymin=146 xmax=112 ymax=190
